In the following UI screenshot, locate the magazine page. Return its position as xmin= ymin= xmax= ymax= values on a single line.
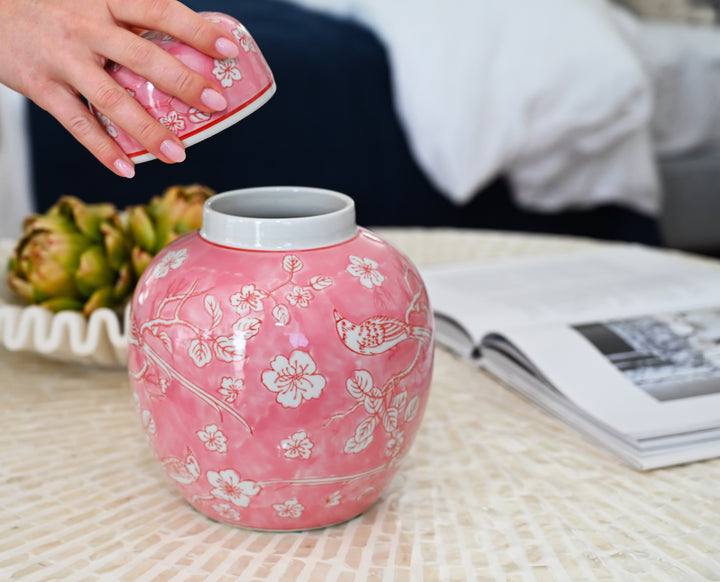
xmin=484 ymin=307 xmax=720 ymax=438
xmin=482 ymin=346 xmax=720 ymax=470
xmin=421 ymin=245 xmax=720 ymax=350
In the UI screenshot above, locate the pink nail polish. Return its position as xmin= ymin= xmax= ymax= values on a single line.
xmin=114 ymin=158 xmax=135 ymax=178
xmin=160 ymin=140 xmax=186 ymax=163
xmin=215 ymin=37 xmax=239 ymax=59
xmin=201 ymin=88 xmax=228 ymax=111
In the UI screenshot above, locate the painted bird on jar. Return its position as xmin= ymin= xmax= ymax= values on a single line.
xmin=334 ymin=310 xmax=431 ymax=356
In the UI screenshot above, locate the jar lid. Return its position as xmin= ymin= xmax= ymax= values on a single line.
xmin=200 ymin=186 xmax=358 ymax=250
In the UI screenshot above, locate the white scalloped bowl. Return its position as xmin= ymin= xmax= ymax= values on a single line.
xmin=0 ymin=240 xmax=129 ymax=367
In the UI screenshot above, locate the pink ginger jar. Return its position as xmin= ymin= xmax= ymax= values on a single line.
xmin=128 ymin=187 xmax=434 ymax=530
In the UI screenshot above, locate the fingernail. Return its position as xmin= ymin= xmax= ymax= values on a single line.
xmin=201 ymin=88 xmax=227 ymax=111
xmin=114 ymin=158 xmax=135 ymax=178
xmin=160 ymin=140 xmax=186 ymax=163
xmin=215 ymin=37 xmax=239 ymax=58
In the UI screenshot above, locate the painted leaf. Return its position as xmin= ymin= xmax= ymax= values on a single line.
xmin=363 ymin=388 xmax=384 ymax=414
xmin=158 ymin=331 xmax=173 ymax=352
xmin=344 ymin=417 xmax=376 ymax=454
xmin=273 ymin=304 xmax=290 ymax=326
xmin=282 ymin=255 xmax=303 ymax=274
xmin=141 ymin=409 xmax=156 ymax=435
xmin=382 ymin=408 xmax=399 ymax=433
xmin=189 ymin=108 xmax=212 ymax=123
xmin=162 ymin=449 xmax=200 ymax=484
xmin=128 ymin=319 xmax=141 ymax=346
xmin=214 ymin=336 xmax=246 ymax=362
xmin=205 ymin=295 xmax=223 ymax=328
xmin=189 ymin=339 xmax=212 ymax=367
xmin=309 ymin=275 xmax=333 ymax=291
xmin=233 ymin=317 xmax=262 ymax=340
xmin=346 ymin=370 xmax=373 ymax=400
xmin=405 ymin=395 xmax=421 ymax=422
xmin=186 ymin=452 xmax=201 ymax=481
xmin=392 ymin=391 xmax=408 ymax=413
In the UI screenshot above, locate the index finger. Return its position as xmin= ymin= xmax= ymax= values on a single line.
xmin=109 ymin=0 xmax=239 ymax=59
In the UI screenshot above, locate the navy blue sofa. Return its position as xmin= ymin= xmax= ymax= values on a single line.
xmin=28 ymin=0 xmax=660 ymax=244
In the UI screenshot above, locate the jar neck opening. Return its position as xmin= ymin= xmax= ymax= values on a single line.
xmin=200 ymin=187 xmax=358 ymax=250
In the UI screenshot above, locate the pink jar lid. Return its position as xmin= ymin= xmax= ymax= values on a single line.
xmin=91 ymin=12 xmax=275 ymax=162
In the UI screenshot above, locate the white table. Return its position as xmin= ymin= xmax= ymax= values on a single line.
xmin=1 ymin=229 xmax=718 ymax=581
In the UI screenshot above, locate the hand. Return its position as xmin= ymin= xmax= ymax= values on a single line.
xmin=0 ymin=0 xmax=240 ymax=177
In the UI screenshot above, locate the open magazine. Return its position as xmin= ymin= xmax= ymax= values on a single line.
xmin=420 ymin=244 xmax=720 ymax=470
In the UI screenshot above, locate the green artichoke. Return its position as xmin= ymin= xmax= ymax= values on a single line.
xmin=126 ymin=183 xmax=215 ymax=277
xmin=6 ymin=196 xmax=133 ymax=316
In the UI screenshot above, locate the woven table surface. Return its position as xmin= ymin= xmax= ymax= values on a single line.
xmin=1 ymin=228 xmax=718 ymax=582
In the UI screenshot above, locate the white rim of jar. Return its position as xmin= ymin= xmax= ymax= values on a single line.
xmin=200 ymin=186 xmax=358 ymax=250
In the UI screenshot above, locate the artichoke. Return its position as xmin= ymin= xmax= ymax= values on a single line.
xmin=6 ymin=196 xmax=133 ymax=316
xmin=126 ymin=183 xmax=215 ymax=277
xmin=6 ymin=184 xmax=214 ymax=316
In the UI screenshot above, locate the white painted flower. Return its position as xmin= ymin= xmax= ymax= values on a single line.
xmin=197 ymin=424 xmax=228 ymax=454
xmin=261 ymin=350 xmax=326 ymax=408
xmin=207 ymin=469 xmax=260 ymax=507
xmin=152 ymin=248 xmax=188 ymax=279
xmin=286 ymin=286 xmax=313 ymax=308
xmin=159 ymin=110 xmax=186 ymax=135
xmin=274 ymin=498 xmax=304 ymax=518
xmin=347 ymin=256 xmax=384 ymax=289
xmin=240 ymin=37 xmax=256 ymax=53
xmin=281 ymin=431 xmax=314 ymax=460
xmin=96 ymin=112 xmax=118 ymax=138
xmin=229 ymin=284 xmax=267 ymax=314
xmin=213 ymin=503 xmax=241 ymax=522
xmin=212 ymin=58 xmax=242 ymax=87
xmin=219 ymin=377 xmax=244 ymax=403
xmin=233 ymin=26 xmax=257 ymax=52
